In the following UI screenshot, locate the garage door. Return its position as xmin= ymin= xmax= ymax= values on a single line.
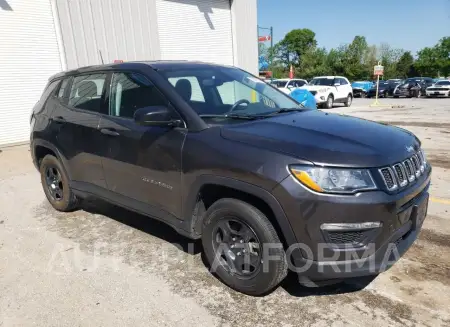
xmin=156 ymin=0 xmax=234 ymax=66
xmin=0 ymin=0 xmax=62 ymax=146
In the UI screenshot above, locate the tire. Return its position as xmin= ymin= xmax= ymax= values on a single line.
xmin=202 ymin=198 xmax=288 ymax=296
xmin=325 ymin=94 xmax=334 ymax=109
xmin=40 ymin=154 xmax=79 ymax=212
xmin=344 ymin=94 xmax=352 ymax=107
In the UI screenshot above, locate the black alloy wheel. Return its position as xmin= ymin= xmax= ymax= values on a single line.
xmin=45 ymin=166 xmax=64 ymax=201
xmin=40 ymin=154 xmax=79 ymax=212
xmin=212 ymin=218 xmax=262 ymax=278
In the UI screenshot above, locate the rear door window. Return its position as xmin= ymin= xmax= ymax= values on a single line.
xmin=68 ymin=74 xmax=107 ymax=112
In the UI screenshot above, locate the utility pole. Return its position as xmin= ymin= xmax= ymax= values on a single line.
xmin=257 ymin=25 xmax=274 ymax=80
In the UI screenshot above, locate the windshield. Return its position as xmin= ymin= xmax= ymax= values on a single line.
xmin=158 ymin=66 xmax=305 ymax=120
xmin=309 ymin=78 xmax=334 ymax=86
xmin=270 ymin=80 xmax=288 ymax=88
xmin=436 ymin=81 xmax=450 ymax=86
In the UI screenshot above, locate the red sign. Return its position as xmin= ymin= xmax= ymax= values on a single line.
xmin=289 ymin=65 xmax=294 ymax=79
xmin=114 ymin=60 xmax=124 ymax=63
xmin=258 ymin=35 xmax=271 ymax=42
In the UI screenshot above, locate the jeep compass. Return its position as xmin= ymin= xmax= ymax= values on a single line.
xmin=30 ymin=61 xmax=431 ymax=296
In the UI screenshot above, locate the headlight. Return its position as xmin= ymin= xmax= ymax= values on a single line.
xmin=289 ymin=166 xmax=377 ymax=194
xmin=318 ymin=88 xmax=327 ymax=93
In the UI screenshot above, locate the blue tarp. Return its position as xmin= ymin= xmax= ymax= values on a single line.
xmin=259 ymin=56 xmax=269 ymax=71
xmin=289 ymin=89 xmax=317 ymax=109
xmin=351 ymin=81 xmax=373 ymax=92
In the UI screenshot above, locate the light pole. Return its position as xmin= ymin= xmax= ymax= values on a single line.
xmin=257 ymin=25 xmax=273 ymax=80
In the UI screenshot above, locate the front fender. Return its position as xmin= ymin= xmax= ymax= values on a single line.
xmin=183 ymin=175 xmax=298 ymax=246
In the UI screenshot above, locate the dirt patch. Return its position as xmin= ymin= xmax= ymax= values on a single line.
xmin=427 ymin=154 xmax=450 ymax=170
xmin=358 ymin=291 xmax=414 ymax=324
xmin=380 ymin=121 xmax=450 ymax=129
xmin=402 ymin=240 xmax=450 ymax=286
xmin=419 ymin=229 xmax=450 ymax=248
xmin=440 ymin=130 xmax=450 ymax=134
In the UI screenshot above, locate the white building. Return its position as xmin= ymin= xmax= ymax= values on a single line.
xmin=0 ymin=0 xmax=258 ymax=146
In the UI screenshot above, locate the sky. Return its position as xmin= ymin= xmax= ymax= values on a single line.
xmin=257 ymin=0 xmax=450 ymax=55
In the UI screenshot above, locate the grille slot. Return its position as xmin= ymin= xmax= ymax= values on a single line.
xmin=411 ymin=155 xmax=421 ymax=177
xmin=327 ymin=230 xmax=366 ymax=245
xmin=403 ymin=159 xmax=416 ymax=182
xmin=393 ymin=164 xmax=407 ymax=187
xmin=379 ymin=167 xmax=398 ymax=191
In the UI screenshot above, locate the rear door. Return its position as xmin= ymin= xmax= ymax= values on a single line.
xmin=50 ymin=73 xmax=108 ymax=189
xmin=99 ymin=71 xmax=186 ymax=218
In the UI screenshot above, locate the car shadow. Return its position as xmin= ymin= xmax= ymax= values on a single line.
xmin=79 ymin=198 xmax=203 ymax=255
xmin=281 ymin=272 xmax=376 ymax=297
xmin=79 ymin=198 xmax=375 ymax=298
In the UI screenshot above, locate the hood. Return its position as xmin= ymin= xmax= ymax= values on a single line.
xmin=302 ymin=85 xmax=332 ymax=91
xmin=220 ymin=110 xmax=420 ymax=168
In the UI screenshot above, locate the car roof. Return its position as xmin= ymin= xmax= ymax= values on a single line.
xmin=49 ymin=60 xmax=234 ymax=80
xmin=313 ymin=76 xmax=347 ymax=79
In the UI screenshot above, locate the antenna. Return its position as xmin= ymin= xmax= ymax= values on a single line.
xmin=98 ymin=50 xmax=104 ymax=64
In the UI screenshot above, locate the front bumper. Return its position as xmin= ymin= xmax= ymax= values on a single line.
xmin=426 ymin=90 xmax=449 ymax=96
xmin=272 ymin=166 xmax=431 ymax=282
xmin=314 ymin=93 xmax=327 ymax=104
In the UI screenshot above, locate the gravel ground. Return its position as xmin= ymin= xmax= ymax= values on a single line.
xmin=1 ymin=97 xmax=449 ymax=327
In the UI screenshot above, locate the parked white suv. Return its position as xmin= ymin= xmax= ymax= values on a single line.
xmin=302 ymin=76 xmax=353 ymax=108
xmin=270 ymin=78 xmax=308 ymax=94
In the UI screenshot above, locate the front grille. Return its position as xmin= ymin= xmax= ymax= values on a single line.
xmin=428 ymin=88 xmax=449 ymax=91
xmin=379 ymin=149 xmax=428 ymax=191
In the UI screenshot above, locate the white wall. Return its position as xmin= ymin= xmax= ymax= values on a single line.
xmin=54 ymin=0 xmax=161 ymax=69
xmin=230 ymin=0 xmax=258 ymax=75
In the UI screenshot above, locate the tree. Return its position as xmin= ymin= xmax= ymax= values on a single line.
xmin=377 ymin=43 xmax=404 ymax=79
xmin=396 ymin=51 xmax=415 ymax=78
xmin=272 ymin=29 xmax=317 ymax=68
xmin=415 ymin=47 xmax=440 ymax=76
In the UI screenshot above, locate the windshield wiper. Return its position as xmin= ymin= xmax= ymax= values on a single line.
xmin=267 ymin=108 xmax=309 ymax=115
xmin=199 ymin=114 xmax=263 ymax=120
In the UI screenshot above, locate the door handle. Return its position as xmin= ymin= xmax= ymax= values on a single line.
xmin=100 ymin=128 xmax=120 ymax=136
xmin=51 ymin=116 xmax=66 ymax=123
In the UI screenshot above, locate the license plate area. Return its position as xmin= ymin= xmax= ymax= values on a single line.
xmin=434 ymin=92 xmax=440 ymax=95
xmin=412 ymin=194 xmax=429 ymax=230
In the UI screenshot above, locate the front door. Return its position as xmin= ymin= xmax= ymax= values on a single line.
xmin=99 ymin=72 xmax=186 ymax=219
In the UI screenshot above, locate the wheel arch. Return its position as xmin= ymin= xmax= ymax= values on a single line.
xmin=31 ymin=140 xmax=72 ymax=180
xmin=183 ymin=175 xmax=297 ymax=248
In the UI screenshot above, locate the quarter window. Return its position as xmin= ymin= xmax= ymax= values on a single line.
xmin=109 ymin=72 xmax=169 ymax=119
xmin=40 ymin=80 xmax=60 ymax=101
xmin=58 ymin=78 xmax=70 ymax=99
xmin=68 ymin=74 xmax=107 ymax=112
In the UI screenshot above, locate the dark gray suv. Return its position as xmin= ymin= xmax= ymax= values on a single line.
xmin=30 ymin=61 xmax=431 ymax=295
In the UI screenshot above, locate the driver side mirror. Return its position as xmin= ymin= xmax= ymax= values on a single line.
xmin=133 ymin=106 xmax=182 ymax=127
xmin=334 ymin=82 xmax=341 ymax=86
